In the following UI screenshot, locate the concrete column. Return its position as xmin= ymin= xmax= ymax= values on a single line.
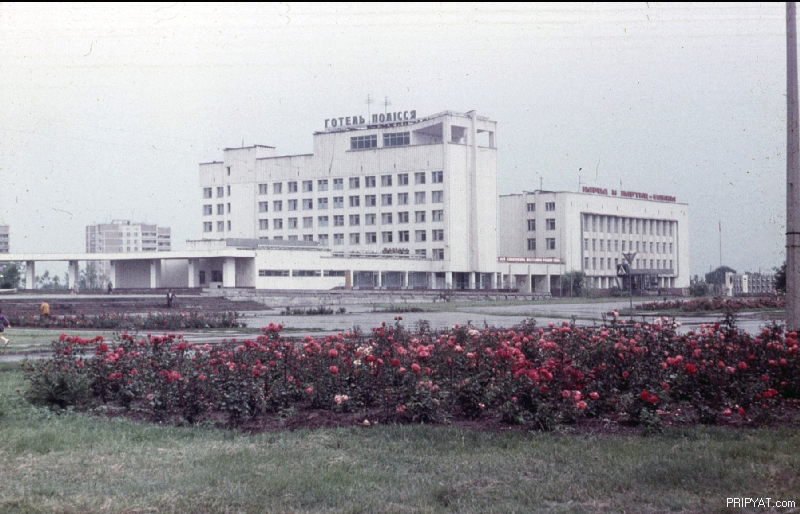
xmin=150 ymin=260 xmax=162 ymax=289
xmin=544 ymin=268 xmax=552 ymax=294
xmin=490 ymin=273 xmax=497 ymax=290
xmin=404 ymin=271 xmax=409 ymax=289
xmin=223 ymin=257 xmax=236 ymax=288
xmin=468 ymin=272 xmax=475 ymax=290
xmin=25 ymin=261 xmax=35 ymax=290
xmin=187 ymin=259 xmax=196 ymax=288
xmin=108 ymin=261 xmax=117 ymax=289
xmin=376 ymin=271 xmax=382 ymax=289
xmin=67 ymin=261 xmax=79 ymax=289
xmin=445 ymin=271 xmax=453 ymax=289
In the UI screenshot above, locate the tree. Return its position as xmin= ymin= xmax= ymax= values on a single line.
xmin=775 ymin=261 xmax=786 ymax=293
xmin=705 ymin=266 xmax=737 ymax=286
xmin=689 ymin=277 xmax=709 ymax=297
xmin=79 ymin=262 xmax=106 ymax=291
xmin=0 ymin=262 xmax=23 ymax=289
xmin=559 ymin=271 xmax=586 ymax=297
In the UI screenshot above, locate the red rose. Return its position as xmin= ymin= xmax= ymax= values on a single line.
xmin=329 ymin=365 xmax=339 ymax=374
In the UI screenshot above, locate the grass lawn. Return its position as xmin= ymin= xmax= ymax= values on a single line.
xmin=1 ymin=364 xmax=798 ymax=513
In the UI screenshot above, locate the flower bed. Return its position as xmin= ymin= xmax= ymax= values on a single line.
xmin=23 ymin=316 xmax=799 ymax=431
xmin=7 ymin=311 xmax=242 ymax=330
xmin=635 ymin=296 xmax=785 ymax=312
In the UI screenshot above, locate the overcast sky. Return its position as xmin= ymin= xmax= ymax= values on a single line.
xmin=0 ymin=2 xmax=788 ymax=277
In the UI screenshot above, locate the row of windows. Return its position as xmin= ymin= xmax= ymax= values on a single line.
xmin=526 ymin=218 xmax=556 ymax=231
xmin=584 ymin=214 xmax=676 ymax=237
xmin=203 ymin=221 xmax=231 ymax=232
xmin=255 ymin=225 xmax=444 ymax=242
xmin=525 ymin=201 xmax=555 ymax=212
xmin=259 ymin=269 xmax=348 ymax=277
xmin=583 ymin=238 xmax=675 ymax=254
xmin=351 ymin=131 xmax=412 ymax=150
xmin=246 ymin=191 xmax=443 ymax=214
xmin=526 ymin=238 xmax=557 ymax=251
xmin=251 ymin=171 xmax=443 ymax=196
xmin=203 ymin=186 xmax=231 ymax=199
xmin=584 ymin=257 xmax=674 ymax=272
xmin=258 ymin=210 xmax=444 ymax=229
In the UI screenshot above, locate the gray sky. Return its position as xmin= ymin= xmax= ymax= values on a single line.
xmin=0 ymin=2 xmax=787 ymax=277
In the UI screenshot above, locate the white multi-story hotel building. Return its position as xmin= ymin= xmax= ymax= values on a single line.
xmin=0 ymin=224 xmax=8 ymax=253
xmin=498 ymin=188 xmax=690 ymax=292
xmin=196 ymin=110 xmax=499 ymax=290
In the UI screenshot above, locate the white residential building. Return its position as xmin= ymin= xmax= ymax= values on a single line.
xmin=0 ymin=224 xmax=8 ymax=253
xmin=86 ymin=220 xmax=172 ymax=280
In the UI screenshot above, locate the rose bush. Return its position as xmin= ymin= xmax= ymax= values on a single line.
xmin=8 ymin=311 xmax=242 ymax=330
xmin=23 ymin=316 xmax=799 ymax=430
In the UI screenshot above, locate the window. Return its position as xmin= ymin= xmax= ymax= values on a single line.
xmin=398 ymin=230 xmax=409 ymax=242
xmin=350 ymin=233 xmax=360 ymax=245
xmin=381 ymin=194 xmax=392 ymax=206
xmin=227 ymin=203 xmax=231 ymax=213
xmin=546 ymin=238 xmax=556 ymax=250
xmin=303 ymin=235 xmax=314 ymax=242
xmin=397 ymin=192 xmax=409 ymax=205
xmin=615 ymin=240 xmax=619 ymax=251
xmin=349 ymin=177 xmax=360 ymax=189
xmin=259 ymin=219 xmax=269 ymax=230
xmin=415 ymin=211 xmax=426 ymax=223
xmin=670 ymin=243 xmax=674 ymax=253
xmin=288 ymin=217 xmax=298 ymax=229
xmin=381 ymin=213 xmax=393 ymax=224
xmin=526 ymin=203 xmax=535 ymax=212
xmin=318 ymin=234 xmax=329 ymax=245
xmin=302 ymin=180 xmax=313 ymax=192
xmin=527 ymin=238 xmax=536 ymax=251
xmin=303 ymin=199 xmax=313 ymax=210
xmin=432 ymin=210 xmax=444 ymax=222
xmin=203 ymin=222 xmax=213 ymax=232
xmin=432 ymin=171 xmax=443 ymax=183
xmin=584 ymin=257 xmax=589 ymax=269
xmin=217 ymin=186 xmax=224 ymax=198
xmin=288 ymin=199 xmax=298 ymax=211
xmin=398 ymin=211 xmax=409 ymax=223
xmin=333 ymin=178 xmax=344 ymax=190
xmin=432 ymin=229 xmax=444 ymax=241
xmin=227 ymin=186 xmax=231 ymax=197
xmin=303 ymin=217 xmax=313 ymax=228
xmin=433 ymin=249 xmax=444 ymax=260
xmin=203 ymin=205 xmax=213 ymax=215
xmin=546 ymin=219 xmax=556 ymax=230
xmin=415 ymin=192 xmax=426 ymax=204
xmin=383 ymin=131 xmax=410 ymax=147
xmin=333 ymin=196 xmax=344 ymax=208
xmin=415 ymin=230 xmax=426 ymax=242
xmin=414 ymin=172 xmax=426 ymax=185
xmin=334 ymin=233 xmax=344 ymax=245
xmin=273 ymin=218 xmax=283 ymax=229
xmin=431 ymin=190 xmax=444 ymax=203
xmin=600 ymin=240 xmax=604 ymax=251
xmin=334 ymin=215 xmax=344 ymax=227
xmin=584 ymin=238 xmax=589 ymax=250
xmin=318 ymin=216 xmax=329 ymax=227
xmin=366 ymin=232 xmax=377 ymax=244
xmin=365 ymin=213 xmax=376 ymax=225
xmin=258 ymin=184 xmax=268 ymax=195
xmin=273 ymin=200 xmax=283 ymax=212
xmin=318 ymin=198 xmax=328 ymax=209
xmin=382 ymin=231 xmax=393 ymax=243
xmin=258 ymin=202 xmax=268 ymax=213
xmin=273 ymin=182 xmax=283 ymax=194
xmin=217 ymin=221 xmax=224 ymax=231
xmin=365 ymin=176 xmax=376 ymax=188
xmin=622 ymin=241 xmax=626 ymax=251
xmin=365 ymin=195 xmax=376 ymax=207
xmin=287 ymin=181 xmax=298 ymax=193
xmin=545 ymin=202 xmax=555 ymax=211
xmin=217 ymin=204 xmax=224 ymax=215
xmin=349 ymin=195 xmax=360 ymax=207
xmin=592 ymin=239 xmax=596 ymax=251
xmin=397 ymin=173 xmax=409 ymax=186
xmin=349 ymin=214 xmax=360 ymax=226
xmin=592 ymin=258 xmax=597 ymax=270
xmin=318 ymin=179 xmax=328 ymax=191
xmin=416 ymin=249 xmax=427 ymax=258
xmin=203 ymin=187 xmax=212 ymax=199
xmin=527 ymin=219 xmax=536 ymax=231
xmin=381 ymin=174 xmax=392 ymax=187
xmin=650 ymin=242 xmax=654 ymax=253
xmin=259 ymin=269 xmax=289 ymax=277
xmin=351 ymin=135 xmax=377 ymax=149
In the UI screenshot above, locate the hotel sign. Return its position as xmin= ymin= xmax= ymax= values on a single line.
xmin=325 ymin=110 xmax=417 ymax=129
xmin=498 ymin=257 xmax=563 ymax=264
xmin=582 ymin=186 xmax=676 ymax=203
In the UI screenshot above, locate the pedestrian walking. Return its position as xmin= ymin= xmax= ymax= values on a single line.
xmin=107 ymin=281 xmax=113 ymax=294
xmin=166 ymin=289 xmax=175 ymax=308
xmin=0 ymin=309 xmax=11 ymax=346
xmin=40 ymin=301 xmax=50 ymax=321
